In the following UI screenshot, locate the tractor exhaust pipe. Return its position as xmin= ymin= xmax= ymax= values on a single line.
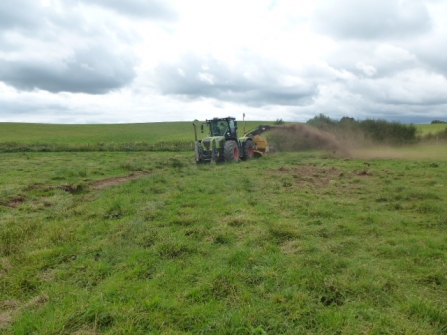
xmin=243 ymin=113 xmax=246 ymax=135
xmin=193 ymin=122 xmax=198 ymax=142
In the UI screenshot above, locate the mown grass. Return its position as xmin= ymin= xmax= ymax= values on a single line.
xmin=1 ymin=149 xmax=447 ymax=334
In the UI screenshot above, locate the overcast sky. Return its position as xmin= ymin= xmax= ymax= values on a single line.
xmin=1 ymin=0 xmax=446 ymax=124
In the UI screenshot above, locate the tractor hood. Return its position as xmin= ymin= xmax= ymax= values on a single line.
xmin=202 ymin=136 xmax=225 ymax=150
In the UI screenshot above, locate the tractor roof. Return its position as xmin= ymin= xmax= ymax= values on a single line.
xmin=207 ymin=117 xmax=236 ymax=122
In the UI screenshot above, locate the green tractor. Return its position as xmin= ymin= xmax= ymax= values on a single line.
xmin=193 ymin=116 xmax=254 ymax=164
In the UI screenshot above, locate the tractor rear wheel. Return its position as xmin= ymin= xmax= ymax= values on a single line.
xmin=241 ymin=140 xmax=254 ymax=160
xmin=224 ymin=141 xmax=239 ymax=162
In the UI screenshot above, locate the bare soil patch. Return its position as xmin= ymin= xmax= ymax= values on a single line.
xmin=270 ymin=165 xmax=341 ymax=187
xmin=0 ymin=195 xmax=26 ymax=208
xmin=1 ymin=172 xmax=150 ymax=209
xmin=59 ymin=184 xmax=84 ymax=194
xmin=0 ymin=300 xmax=19 ymax=330
xmin=90 ymin=171 xmax=149 ymax=189
xmin=0 ymin=295 xmax=49 ymax=330
xmin=0 ymin=311 xmax=13 ymax=330
xmin=354 ymin=170 xmax=373 ymax=176
xmin=270 ymin=165 xmax=373 ymax=188
xmin=24 ymin=183 xmax=54 ymax=192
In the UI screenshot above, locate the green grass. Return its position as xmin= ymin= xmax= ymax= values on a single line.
xmin=1 ymin=122 xmax=445 ymax=143
xmin=0 ymin=121 xmax=277 ymax=153
xmin=0 ymin=121 xmax=275 ymax=145
xmin=415 ymin=123 xmax=447 ymax=135
xmin=1 ymin=147 xmax=447 ymax=334
xmin=0 ymin=123 xmax=193 ymax=144
xmin=1 ymin=122 xmax=445 ymax=153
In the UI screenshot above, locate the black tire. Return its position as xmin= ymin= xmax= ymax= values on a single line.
xmin=241 ymin=140 xmax=254 ymax=161
xmin=196 ymin=145 xmax=205 ymax=164
xmin=223 ymin=141 xmax=239 ymax=162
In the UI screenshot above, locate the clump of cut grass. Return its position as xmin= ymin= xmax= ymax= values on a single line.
xmin=120 ymin=161 xmax=145 ymax=171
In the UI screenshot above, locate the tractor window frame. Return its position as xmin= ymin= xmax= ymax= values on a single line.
xmin=228 ymin=120 xmax=236 ymax=134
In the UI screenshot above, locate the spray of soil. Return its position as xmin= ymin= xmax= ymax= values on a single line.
xmin=268 ymin=124 xmax=447 ymax=160
xmin=269 ymin=124 xmax=351 ymax=157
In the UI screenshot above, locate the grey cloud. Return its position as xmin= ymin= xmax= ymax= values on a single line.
xmin=0 ymin=97 xmax=103 ymax=124
xmin=353 ymin=75 xmax=447 ymax=107
xmin=314 ymin=85 xmax=447 ymax=124
xmin=314 ymin=0 xmax=432 ymax=40
xmin=0 ymin=0 xmax=42 ymax=30
xmin=0 ymin=1 xmax=140 ymax=94
xmin=0 ymin=44 xmax=135 ymax=94
xmin=348 ymin=105 xmax=447 ymax=124
xmin=422 ymin=56 xmax=447 ymax=78
xmin=0 ymin=99 xmax=69 ymax=116
xmin=322 ymin=42 xmax=422 ymax=79
xmin=153 ymin=54 xmax=316 ymax=107
xmin=360 ymin=104 xmax=447 ymax=124
xmin=85 ymin=0 xmax=178 ymax=20
xmin=408 ymin=33 xmax=447 ymax=77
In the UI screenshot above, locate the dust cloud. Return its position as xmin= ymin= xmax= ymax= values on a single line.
xmin=268 ymin=124 xmax=351 ymax=157
xmin=349 ymin=144 xmax=447 ymax=159
xmin=268 ymin=124 xmax=447 ymax=160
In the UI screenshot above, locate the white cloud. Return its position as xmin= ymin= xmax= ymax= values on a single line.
xmin=313 ymin=0 xmax=432 ymax=40
xmin=0 ymin=0 xmax=446 ymax=123
xmin=356 ymin=62 xmax=377 ymax=77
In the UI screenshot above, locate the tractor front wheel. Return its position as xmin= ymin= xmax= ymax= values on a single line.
xmin=224 ymin=141 xmax=239 ymax=162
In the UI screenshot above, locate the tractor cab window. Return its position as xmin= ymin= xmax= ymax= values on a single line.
xmin=212 ymin=121 xmax=228 ymax=136
xmin=228 ymin=120 xmax=236 ymax=134
xmin=219 ymin=122 xmax=228 ymax=135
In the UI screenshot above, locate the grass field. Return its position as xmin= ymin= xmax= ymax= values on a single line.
xmin=0 ymin=123 xmax=193 ymax=144
xmin=0 ymin=122 xmax=445 ymax=153
xmin=1 ymin=147 xmax=446 ymax=334
xmin=0 ymin=121 xmax=279 ymax=153
xmin=415 ymin=123 xmax=447 ymax=135
xmin=0 ymin=122 xmax=276 ymax=146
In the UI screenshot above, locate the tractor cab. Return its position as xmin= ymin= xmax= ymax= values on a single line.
xmin=205 ymin=117 xmax=238 ymax=139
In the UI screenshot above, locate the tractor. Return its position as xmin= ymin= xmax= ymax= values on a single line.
xmin=193 ymin=115 xmax=275 ymax=164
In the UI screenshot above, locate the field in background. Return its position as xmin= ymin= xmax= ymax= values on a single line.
xmin=0 ymin=122 xmax=445 ymax=153
xmin=1 ymin=148 xmax=446 ymax=334
xmin=416 ymin=123 xmax=447 ymax=135
xmin=0 ymin=121 xmax=276 ymax=145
